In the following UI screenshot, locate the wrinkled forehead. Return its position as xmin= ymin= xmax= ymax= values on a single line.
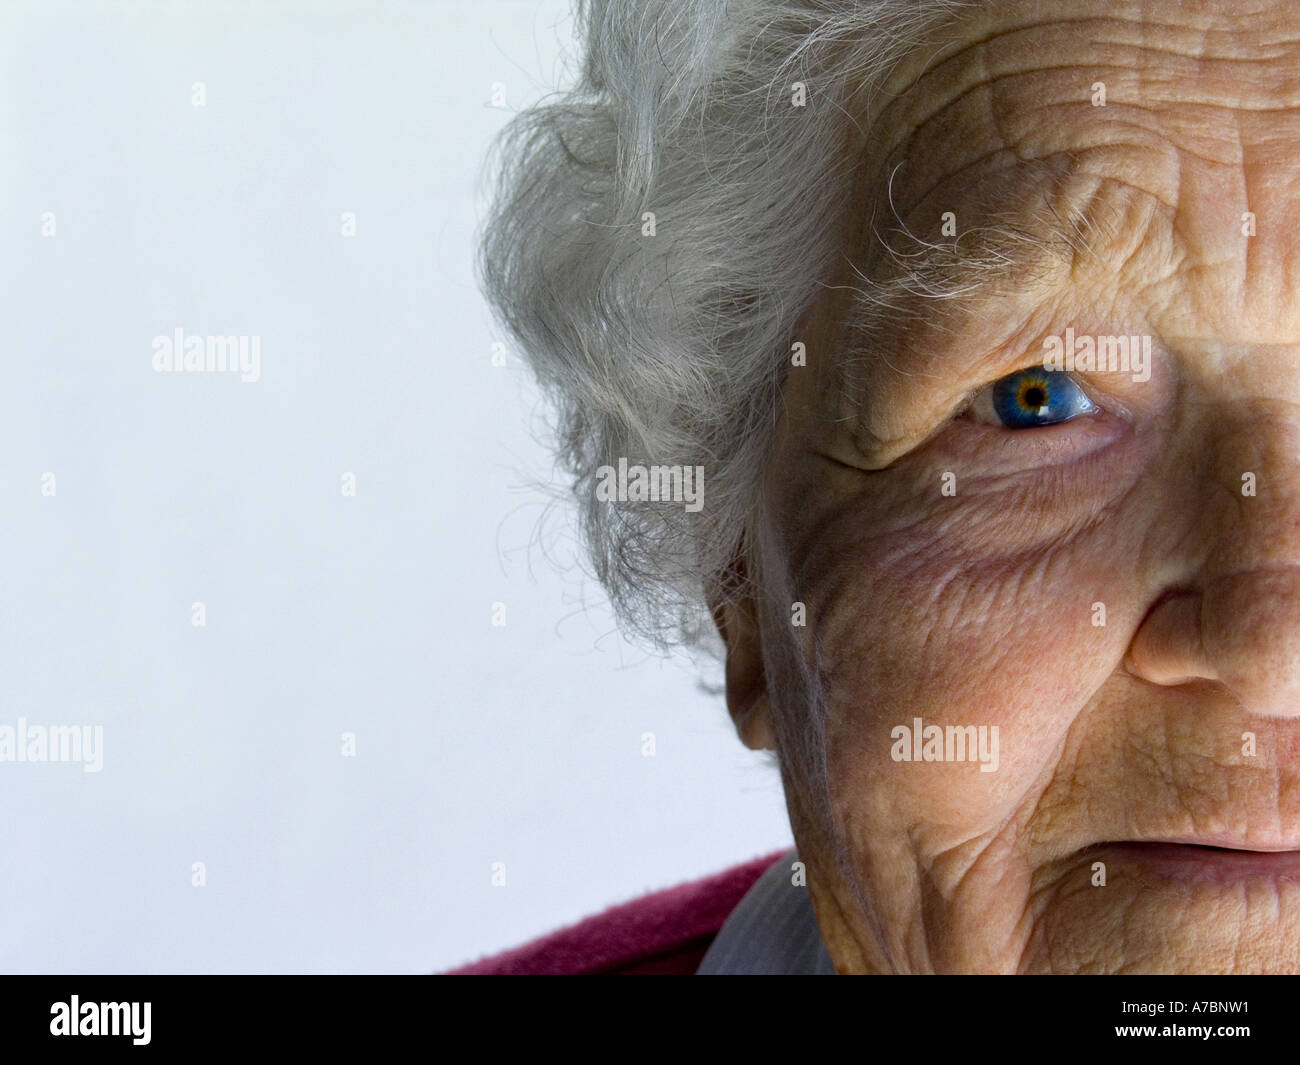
xmin=836 ymin=0 xmax=1300 ymax=350
xmin=863 ymin=0 xmax=1300 ymax=208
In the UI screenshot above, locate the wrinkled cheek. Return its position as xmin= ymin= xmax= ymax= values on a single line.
xmin=806 ymin=518 xmax=1140 ymax=846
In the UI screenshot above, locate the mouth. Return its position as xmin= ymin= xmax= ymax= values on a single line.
xmin=1096 ymin=841 xmax=1300 ymax=884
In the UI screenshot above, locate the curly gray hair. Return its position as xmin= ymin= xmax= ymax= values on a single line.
xmin=478 ymin=0 xmax=967 ymax=646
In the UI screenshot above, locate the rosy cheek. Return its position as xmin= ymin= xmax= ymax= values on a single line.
xmin=799 ymin=475 xmax=1161 ymax=829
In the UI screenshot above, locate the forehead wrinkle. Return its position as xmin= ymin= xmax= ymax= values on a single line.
xmin=872 ymin=5 xmax=1300 ymax=148
xmin=837 ymin=154 xmax=1116 ymax=363
xmin=857 ymin=7 xmax=1300 ymax=232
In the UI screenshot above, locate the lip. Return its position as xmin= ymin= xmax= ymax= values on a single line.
xmin=1096 ymin=841 xmax=1300 ymax=884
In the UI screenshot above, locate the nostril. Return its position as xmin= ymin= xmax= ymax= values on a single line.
xmin=1125 ymin=571 xmax=1300 ymax=716
xmin=1125 ymin=590 xmax=1212 ymax=687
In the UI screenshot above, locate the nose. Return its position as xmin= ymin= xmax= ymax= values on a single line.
xmin=1126 ymin=571 xmax=1300 ymax=717
xmin=1125 ymin=399 xmax=1300 ymax=717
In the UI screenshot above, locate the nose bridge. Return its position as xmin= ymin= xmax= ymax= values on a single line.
xmin=1202 ymin=403 xmax=1300 ymax=573
xmin=1197 ymin=405 xmax=1300 ymax=715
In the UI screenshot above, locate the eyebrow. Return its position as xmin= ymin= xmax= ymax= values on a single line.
xmin=831 ymin=156 xmax=1120 ymax=356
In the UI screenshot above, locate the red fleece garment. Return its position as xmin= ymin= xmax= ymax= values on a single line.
xmin=446 ymin=850 xmax=785 ymax=975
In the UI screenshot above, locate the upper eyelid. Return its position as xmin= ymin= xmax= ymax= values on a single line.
xmin=975 ymin=365 xmax=1103 ymax=399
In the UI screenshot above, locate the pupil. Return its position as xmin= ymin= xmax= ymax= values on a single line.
xmin=1023 ymin=386 xmax=1046 ymax=408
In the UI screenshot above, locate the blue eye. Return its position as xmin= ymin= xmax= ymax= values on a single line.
xmin=984 ymin=368 xmax=1097 ymax=429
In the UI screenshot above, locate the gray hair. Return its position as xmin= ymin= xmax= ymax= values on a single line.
xmin=478 ymin=0 xmax=969 ymax=647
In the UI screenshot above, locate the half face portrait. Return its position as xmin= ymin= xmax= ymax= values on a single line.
xmin=470 ymin=0 xmax=1300 ymax=975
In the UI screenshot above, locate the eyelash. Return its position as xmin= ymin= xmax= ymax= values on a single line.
xmin=963 ymin=367 xmax=1099 ymax=429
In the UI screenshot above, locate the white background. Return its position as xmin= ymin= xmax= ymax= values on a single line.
xmin=0 ymin=0 xmax=791 ymax=973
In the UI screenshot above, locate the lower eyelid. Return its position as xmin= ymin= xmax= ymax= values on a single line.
xmin=931 ymin=402 xmax=1131 ymax=476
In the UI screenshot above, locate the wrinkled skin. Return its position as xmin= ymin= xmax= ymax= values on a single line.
xmin=718 ymin=0 xmax=1300 ymax=972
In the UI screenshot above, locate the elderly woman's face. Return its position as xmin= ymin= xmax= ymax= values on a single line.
xmin=729 ymin=0 xmax=1300 ymax=972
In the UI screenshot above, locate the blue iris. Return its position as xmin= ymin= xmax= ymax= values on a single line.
xmin=991 ymin=368 xmax=1096 ymax=429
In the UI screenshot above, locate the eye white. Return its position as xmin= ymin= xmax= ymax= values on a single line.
xmin=966 ymin=385 xmax=1001 ymax=426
